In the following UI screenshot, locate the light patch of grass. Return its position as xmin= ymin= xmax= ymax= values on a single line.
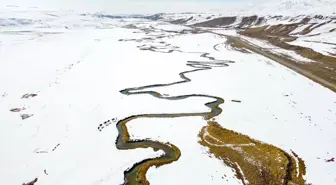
xmin=127 ymin=144 xmax=181 ymax=185
xmin=199 ymin=121 xmax=307 ymax=185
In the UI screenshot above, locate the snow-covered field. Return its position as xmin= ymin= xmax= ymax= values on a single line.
xmin=1 ymin=4 xmax=336 ymax=185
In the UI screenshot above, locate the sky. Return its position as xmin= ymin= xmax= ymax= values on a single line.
xmin=0 ymin=0 xmax=251 ymax=13
xmin=2 ymin=0 xmax=334 ymax=14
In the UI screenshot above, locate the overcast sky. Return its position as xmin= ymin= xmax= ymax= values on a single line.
xmin=1 ymin=0 xmax=253 ymax=13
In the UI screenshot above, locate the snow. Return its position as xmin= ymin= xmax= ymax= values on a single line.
xmin=289 ymin=24 xmax=336 ymax=57
xmin=242 ymin=0 xmax=336 ymax=16
xmin=239 ymin=36 xmax=315 ymax=63
xmin=270 ymin=48 xmax=315 ymax=63
xmin=129 ymin=117 xmax=243 ymax=185
xmin=290 ymin=39 xmax=336 ymax=56
xmin=154 ymin=24 xmax=191 ymax=32
xmin=207 ymin=29 xmax=237 ymax=36
xmin=1 ymin=5 xmax=336 ymax=185
xmin=0 ymin=13 xmax=217 ymax=184
xmin=306 ymin=22 xmax=336 ymax=36
xmin=0 ymin=26 xmax=168 ymax=185
xmin=119 ymin=31 xmax=336 ymax=185
xmin=291 ymin=24 xmax=311 ymax=34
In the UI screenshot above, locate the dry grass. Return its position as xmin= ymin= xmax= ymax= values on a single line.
xmin=199 ymin=121 xmax=306 ymax=185
xmin=192 ymin=16 xmax=237 ymax=27
xmin=241 ymin=25 xmax=297 ymax=42
xmin=274 ymin=41 xmax=336 ymax=64
xmin=119 ymin=117 xmax=182 ymax=185
xmin=240 ymin=24 xmax=336 ymax=64
xmin=127 ymin=144 xmax=181 ymax=185
xmin=297 ymin=21 xmax=331 ymax=35
xmin=228 ymin=27 xmax=336 ymax=91
xmin=225 ymin=38 xmax=252 ymax=54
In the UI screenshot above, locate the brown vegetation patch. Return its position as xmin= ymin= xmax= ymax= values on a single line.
xmin=328 ymin=52 xmax=336 ymax=57
xmin=192 ymin=15 xmax=267 ymax=28
xmin=199 ymin=121 xmax=307 ymax=185
xmin=238 ymin=16 xmax=258 ymax=28
xmin=225 ymin=38 xmax=252 ymax=54
xmin=298 ymin=21 xmax=331 ymax=35
xmin=240 ymin=24 xmax=336 ymax=64
xmin=118 ymin=117 xmax=182 ymax=185
xmin=301 ymin=17 xmax=312 ymax=24
xmin=291 ymin=151 xmax=307 ymax=180
xmin=237 ymin=36 xmax=335 ymax=91
xmin=255 ymin=17 xmax=266 ymax=26
xmin=127 ymin=144 xmax=181 ymax=185
xmin=192 ymin=16 xmax=236 ymax=27
xmin=241 ymin=25 xmax=297 ymax=41
xmin=275 ymin=41 xmax=336 ymax=64
xmin=237 ymin=25 xmax=336 ymax=90
xmin=270 ymin=15 xmax=283 ymax=20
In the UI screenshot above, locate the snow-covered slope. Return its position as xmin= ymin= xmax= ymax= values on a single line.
xmin=160 ymin=4 xmax=336 ymax=59
xmin=244 ymin=0 xmax=336 ymax=15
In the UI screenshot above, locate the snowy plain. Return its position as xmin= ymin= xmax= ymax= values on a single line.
xmin=134 ymin=31 xmax=336 ymax=185
xmin=1 ymin=3 xmax=336 ymax=185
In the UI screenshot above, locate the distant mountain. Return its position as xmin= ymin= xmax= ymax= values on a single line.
xmin=242 ymin=0 xmax=336 ymax=15
xmin=269 ymin=0 xmax=335 ymax=10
